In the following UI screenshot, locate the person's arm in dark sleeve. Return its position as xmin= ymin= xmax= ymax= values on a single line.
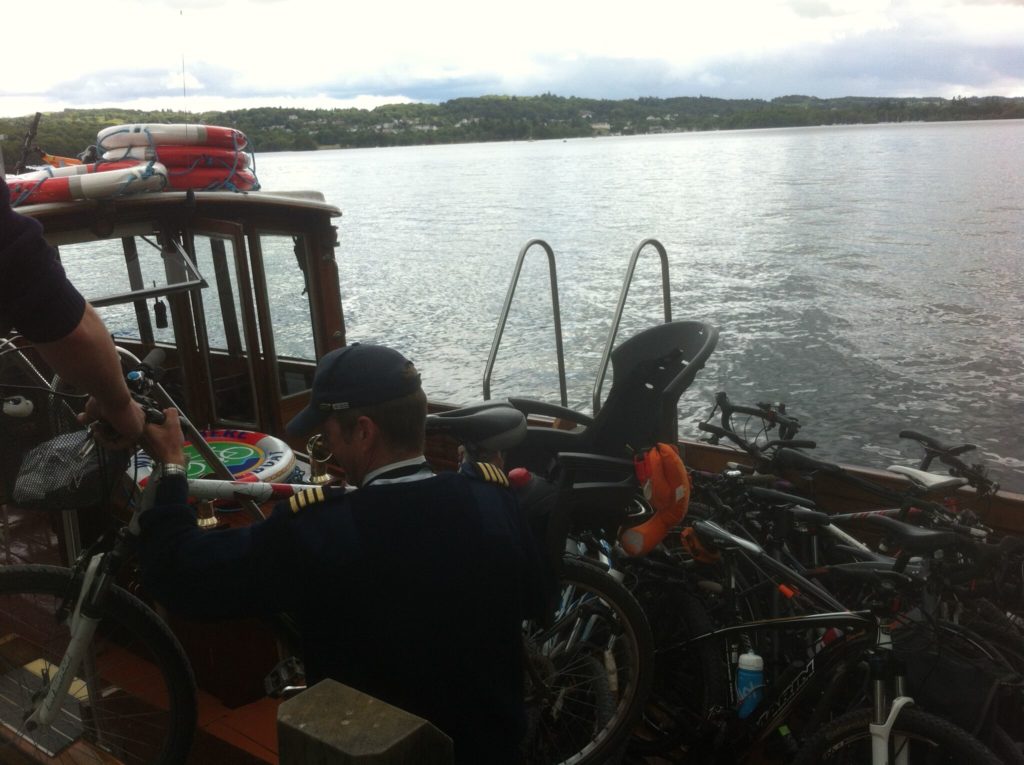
xmin=137 ymin=473 xmax=303 ymax=619
xmin=1 ymin=178 xmax=145 ymax=446
xmin=135 ymin=407 xmax=304 ymax=619
xmin=0 ymin=178 xmax=86 ymax=341
xmin=512 ymin=495 xmax=550 ymax=624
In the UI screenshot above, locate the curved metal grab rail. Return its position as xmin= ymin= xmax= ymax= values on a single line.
xmin=483 ymin=239 xmax=568 ymax=406
xmin=591 ymin=238 xmax=671 ymax=414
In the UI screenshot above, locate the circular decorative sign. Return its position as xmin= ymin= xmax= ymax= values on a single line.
xmin=130 ymin=429 xmax=295 ymax=486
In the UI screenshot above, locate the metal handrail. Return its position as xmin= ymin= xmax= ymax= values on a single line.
xmin=591 ymin=238 xmax=672 ymax=414
xmin=482 ymin=239 xmax=567 ymax=406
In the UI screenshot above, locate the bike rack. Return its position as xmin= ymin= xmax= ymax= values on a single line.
xmin=483 ymin=239 xmax=568 ymax=407
xmin=591 ymin=238 xmax=672 ymax=414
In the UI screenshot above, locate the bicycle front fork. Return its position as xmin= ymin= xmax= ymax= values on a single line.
xmin=26 ymin=554 xmax=109 ymax=729
xmin=868 ymin=642 xmax=912 ymax=765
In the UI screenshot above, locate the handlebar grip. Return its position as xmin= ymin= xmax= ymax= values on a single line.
xmin=698 ymin=422 xmax=730 ymax=438
xmin=143 ymin=406 xmax=167 ymax=425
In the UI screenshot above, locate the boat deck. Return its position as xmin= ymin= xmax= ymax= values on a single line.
xmin=192 ymin=692 xmax=278 ymax=764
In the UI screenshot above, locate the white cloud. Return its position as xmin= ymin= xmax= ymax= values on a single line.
xmin=2 ymin=0 xmax=1022 ymax=116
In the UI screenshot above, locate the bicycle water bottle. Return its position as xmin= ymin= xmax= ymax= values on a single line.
xmin=736 ymin=651 xmax=764 ymax=719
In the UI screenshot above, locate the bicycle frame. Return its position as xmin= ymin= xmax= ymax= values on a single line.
xmin=684 ymin=609 xmax=917 ymax=764
xmin=683 ymin=519 xmax=924 ymax=763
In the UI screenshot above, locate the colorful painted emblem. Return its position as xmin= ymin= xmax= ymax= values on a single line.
xmin=130 ymin=429 xmax=295 ymax=486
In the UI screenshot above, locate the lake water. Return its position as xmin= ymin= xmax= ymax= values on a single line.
xmin=254 ymin=121 xmax=1023 ymax=491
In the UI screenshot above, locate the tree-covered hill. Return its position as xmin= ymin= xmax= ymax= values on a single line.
xmin=3 ymin=93 xmax=1022 ymax=170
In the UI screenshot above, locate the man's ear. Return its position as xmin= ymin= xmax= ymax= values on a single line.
xmin=354 ymin=415 xmax=378 ymax=445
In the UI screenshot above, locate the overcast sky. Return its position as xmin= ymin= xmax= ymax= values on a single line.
xmin=3 ymin=0 xmax=1023 ymax=118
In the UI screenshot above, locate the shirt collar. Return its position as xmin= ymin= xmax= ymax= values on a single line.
xmin=361 ymin=455 xmax=433 ymax=487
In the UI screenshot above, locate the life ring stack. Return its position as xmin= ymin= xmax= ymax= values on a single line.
xmin=6 ymin=123 xmax=259 ymax=207
xmin=98 ymin=124 xmax=259 ymax=193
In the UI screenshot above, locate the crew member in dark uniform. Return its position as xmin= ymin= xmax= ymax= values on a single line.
xmin=0 ymin=177 xmax=144 ymax=445
xmin=138 ymin=343 xmax=544 ymax=764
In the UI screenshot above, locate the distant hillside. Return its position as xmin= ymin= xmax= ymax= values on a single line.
xmin=3 ymin=93 xmax=1023 ymax=169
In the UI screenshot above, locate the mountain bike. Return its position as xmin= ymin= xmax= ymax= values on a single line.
xmin=0 ymin=346 xmax=197 ymax=764
xmin=653 ymin=517 xmax=1006 ymax=764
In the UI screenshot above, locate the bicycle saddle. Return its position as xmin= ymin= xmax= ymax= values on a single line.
xmin=426 ymin=402 xmax=526 ymax=452
xmin=886 ymin=464 xmax=967 ymax=494
xmin=866 ymin=514 xmax=959 ymax=554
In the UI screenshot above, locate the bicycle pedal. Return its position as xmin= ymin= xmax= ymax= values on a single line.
xmin=264 ymin=656 xmax=305 ymax=698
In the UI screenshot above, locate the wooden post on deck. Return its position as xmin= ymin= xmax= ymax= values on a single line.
xmin=277 ymin=679 xmax=453 ymax=764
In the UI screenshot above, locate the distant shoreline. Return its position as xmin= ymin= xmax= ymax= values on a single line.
xmin=298 ymin=116 xmax=1024 ymax=153
xmin=2 ymin=93 xmax=1022 ymax=162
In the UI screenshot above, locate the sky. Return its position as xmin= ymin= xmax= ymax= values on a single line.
xmin=3 ymin=0 xmax=1023 ymax=118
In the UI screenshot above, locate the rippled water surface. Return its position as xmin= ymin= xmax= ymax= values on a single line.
xmin=255 ymin=121 xmax=1023 ymax=490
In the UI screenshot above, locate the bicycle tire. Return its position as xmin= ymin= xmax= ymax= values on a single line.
xmin=522 ymin=557 xmax=654 ymax=765
xmin=627 ymin=585 xmax=729 ymax=757
xmin=988 ymin=722 xmax=1024 ymax=765
xmin=0 ymin=564 xmax=196 ymax=764
xmin=792 ymin=706 xmax=1004 ymax=765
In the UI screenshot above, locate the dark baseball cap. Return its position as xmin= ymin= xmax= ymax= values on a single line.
xmin=285 ymin=343 xmax=422 ymax=436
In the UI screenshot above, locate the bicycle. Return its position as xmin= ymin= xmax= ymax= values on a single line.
xmin=660 ymin=517 xmax=1005 ymax=764
xmin=0 ymin=342 xmax=342 ymax=763
xmin=0 ymin=346 xmax=198 ymax=763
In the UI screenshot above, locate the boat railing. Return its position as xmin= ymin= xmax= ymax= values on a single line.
xmin=482 ymin=238 xmax=568 ymax=407
xmin=591 ymin=237 xmax=672 ymax=414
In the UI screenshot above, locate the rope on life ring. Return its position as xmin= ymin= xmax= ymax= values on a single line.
xmin=102 ymin=144 xmax=252 ymax=170
xmin=97 ymin=123 xmax=248 ymax=152
xmin=7 ymin=161 xmax=168 ymax=207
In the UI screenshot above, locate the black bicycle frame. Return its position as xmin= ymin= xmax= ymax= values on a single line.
xmin=686 ymin=610 xmax=876 ymax=753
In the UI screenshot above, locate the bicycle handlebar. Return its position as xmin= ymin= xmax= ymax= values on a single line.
xmin=716 ymin=391 xmax=802 ymax=440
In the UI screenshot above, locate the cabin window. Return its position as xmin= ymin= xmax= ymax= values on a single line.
xmin=54 ymin=234 xmax=197 ymax=348
xmin=45 ymin=229 xmax=264 ymax=428
xmin=189 ymin=233 xmax=259 ymax=427
xmin=252 ymin=233 xmax=317 ymax=395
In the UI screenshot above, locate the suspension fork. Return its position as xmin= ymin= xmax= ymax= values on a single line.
xmin=27 ymin=552 xmax=111 ymax=729
xmin=868 ymin=625 xmax=912 ymax=765
xmin=27 ymin=477 xmax=156 ymax=731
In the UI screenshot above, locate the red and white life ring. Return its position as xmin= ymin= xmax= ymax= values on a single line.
xmin=11 ymin=160 xmax=140 ymax=181
xmin=165 ymin=166 xmax=259 ymax=192
xmin=6 ymin=161 xmax=168 ymax=206
xmin=102 ymin=144 xmax=252 ymax=169
xmin=97 ymin=124 xmax=248 ymax=152
xmin=130 ymin=428 xmax=295 ymax=488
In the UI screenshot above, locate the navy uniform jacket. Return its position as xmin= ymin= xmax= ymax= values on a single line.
xmin=139 ymin=464 xmax=545 ymax=764
xmin=0 ymin=177 xmax=86 ymax=341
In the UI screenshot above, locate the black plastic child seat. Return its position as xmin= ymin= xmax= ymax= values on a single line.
xmin=505 ymin=320 xmax=719 ymax=475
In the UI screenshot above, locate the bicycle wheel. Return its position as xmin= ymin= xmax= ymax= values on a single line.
xmin=627 ymin=583 xmax=729 ymax=757
xmin=793 ymin=706 xmax=1004 ymax=764
xmin=0 ymin=565 xmax=196 ymax=764
xmin=522 ymin=557 xmax=654 ymax=765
